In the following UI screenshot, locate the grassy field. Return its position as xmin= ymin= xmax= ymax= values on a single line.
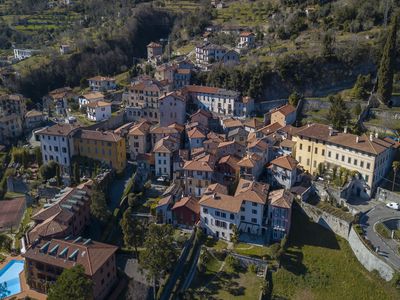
xmin=272 ymin=209 xmax=400 ymax=300
xmin=189 ymin=252 xmax=264 ymax=299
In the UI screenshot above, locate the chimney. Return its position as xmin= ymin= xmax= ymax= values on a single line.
xmin=356 ymin=136 xmax=359 ymax=143
xmin=369 ymin=134 xmax=373 ymax=141
xmin=329 ymin=126 xmax=333 ymax=136
xmin=344 ymin=126 xmax=347 ymax=134
xmin=375 ymin=132 xmax=379 ymax=139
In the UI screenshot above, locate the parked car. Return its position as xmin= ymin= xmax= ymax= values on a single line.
xmin=386 ymin=202 xmax=399 ymax=210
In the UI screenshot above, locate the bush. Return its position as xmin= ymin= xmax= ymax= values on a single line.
xmin=249 ymin=264 xmax=257 ymax=273
xmin=39 ymin=161 xmax=59 ymax=180
xmin=213 ymin=250 xmax=227 ymax=261
xmin=0 ymin=234 xmax=13 ymax=252
xmin=225 ymin=255 xmax=241 ymax=272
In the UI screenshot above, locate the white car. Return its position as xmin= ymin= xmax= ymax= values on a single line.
xmin=386 ymin=202 xmax=400 ymax=210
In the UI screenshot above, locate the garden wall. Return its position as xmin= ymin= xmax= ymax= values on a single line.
xmin=300 ymin=202 xmax=351 ymax=240
xmin=348 ymin=227 xmax=395 ymax=281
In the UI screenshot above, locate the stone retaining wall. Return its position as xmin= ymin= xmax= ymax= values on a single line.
xmin=348 ymin=227 xmax=395 ymax=281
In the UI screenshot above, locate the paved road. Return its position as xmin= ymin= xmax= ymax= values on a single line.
xmin=360 ymin=204 xmax=400 ymax=270
xmin=108 ymin=162 xmax=135 ymax=210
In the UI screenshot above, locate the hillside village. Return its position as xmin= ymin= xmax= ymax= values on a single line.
xmin=1 ymin=1 xmax=400 ymax=300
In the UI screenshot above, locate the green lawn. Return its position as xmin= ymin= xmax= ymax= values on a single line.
xmin=204 ymin=238 xmax=228 ymax=251
xmin=272 ymin=209 xmax=400 ymax=300
xmin=189 ymin=252 xmax=264 ymax=299
xmin=233 ymin=243 xmax=271 ymax=259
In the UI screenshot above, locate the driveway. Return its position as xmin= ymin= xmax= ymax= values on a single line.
xmin=360 ymin=204 xmax=400 ymax=270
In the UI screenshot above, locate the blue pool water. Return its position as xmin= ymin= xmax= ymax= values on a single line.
xmin=0 ymin=260 xmax=24 ymax=299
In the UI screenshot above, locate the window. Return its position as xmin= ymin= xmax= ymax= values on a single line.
xmin=252 ymin=209 xmax=257 ymax=214
xmin=341 ymin=155 xmax=345 ymax=162
xmin=348 ymin=157 xmax=351 ymax=164
xmin=314 ymin=147 xmax=318 ymax=154
xmin=251 ymin=218 xmax=257 ymax=223
xmin=336 ymin=153 xmax=339 ymax=160
xmin=365 ymin=175 xmax=369 ymax=182
xmin=240 ymin=216 xmax=245 ymax=221
xmin=252 ymin=202 xmax=257 ymax=207
xmin=367 ymin=162 xmax=371 ymax=169
xmin=360 ymin=161 xmax=364 ymax=168
xmin=299 ymin=143 xmax=303 ymax=150
xmin=203 ymin=208 xmax=208 ymax=214
xmin=298 ymin=156 xmax=302 ymax=163
xmin=322 ymin=149 xmax=325 ymax=156
xmin=328 ymin=151 xmax=331 ymax=157
xmin=306 ymin=158 xmax=310 ymax=166
xmin=221 ymin=212 xmax=226 ymax=218
xmin=230 ymin=213 xmax=234 ymax=220
xmin=354 ymin=159 xmax=358 ymax=166
xmin=215 ymin=211 xmax=220 ymax=217
xmin=241 ymin=207 xmax=245 ymax=212
xmin=308 ymin=145 xmax=311 ymax=152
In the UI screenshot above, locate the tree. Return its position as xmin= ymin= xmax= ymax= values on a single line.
xmin=351 ymin=74 xmax=372 ymax=100
xmin=34 ymin=146 xmax=42 ymax=166
xmin=90 ymin=185 xmax=110 ymax=222
xmin=288 ymin=91 xmax=303 ymax=107
xmin=73 ymin=163 xmax=80 ymax=185
xmin=353 ymin=103 xmax=362 ymax=117
xmin=231 ymin=224 xmax=239 ymax=244
xmin=55 ymin=164 xmax=62 ymax=186
xmin=140 ymin=224 xmax=177 ymax=294
xmin=392 ymin=161 xmax=400 ymax=191
xmin=48 ymin=265 xmax=92 ymax=300
xmin=120 ymin=207 xmax=144 ymax=259
xmin=321 ymin=30 xmax=335 ymax=57
xmin=39 ymin=161 xmax=58 ymax=180
xmin=128 ymin=193 xmax=138 ymax=208
xmin=327 ymin=95 xmax=350 ymax=131
xmin=377 ymin=15 xmax=398 ymax=105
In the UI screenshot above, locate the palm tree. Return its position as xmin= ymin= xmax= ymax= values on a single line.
xmin=392 ymin=161 xmax=400 ymax=191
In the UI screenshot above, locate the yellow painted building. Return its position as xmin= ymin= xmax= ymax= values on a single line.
xmin=293 ymin=124 xmax=330 ymax=175
xmin=73 ymin=129 xmax=126 ymax=173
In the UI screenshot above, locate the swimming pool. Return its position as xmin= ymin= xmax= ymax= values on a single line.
xmin=0 ymin=260 xmax=24 ymax=299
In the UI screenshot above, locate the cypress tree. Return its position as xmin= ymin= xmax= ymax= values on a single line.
xmin=377 ymin=15 xmax=398 ymax=105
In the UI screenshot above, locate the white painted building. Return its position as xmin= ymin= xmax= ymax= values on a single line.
xmin=86 ymin=101 xmax=111 ymax=122
xmin=87 ymin=76 xmax=116 ymax=92
xmin=153 ymin=136 xmax=180 ymax=180
xmin=35 ymin=123 xmax=80 ymax=174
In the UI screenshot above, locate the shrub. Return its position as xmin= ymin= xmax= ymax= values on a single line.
xmin=225 ymin=255 xmax=241 ymax=272
xmin=39 ymin=161 xmax=59 ymax=180
xmin=249 ymin=264 xmax=257 ymax=273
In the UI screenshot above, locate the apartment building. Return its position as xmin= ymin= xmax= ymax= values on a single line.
xmin=78 ymin=92 xmax=105 ymax=108
xmin=183 ymin=157 xmax=216 ymax=197
xmin=325 ymin=132 xmax=397 ymax=189
xmin=155 ymin=64 xmax=192 ymax=89
xmin=187 ymin=127 xmax=207 ymax=149
xmin=269 ymin=104 xmax=296 ymax=127
xmin=24 ymin=237 xmax=118 ymax=300
xmin=183 ymin=85 xmax=254 ymax=117
xmin=86 ymin=101 xmax=112 ymax=122
xmin=27 ymin=183 xmax=92 ymax=244
xmin=36 ymin=123 xmax=80 ymax=173
xmin=268 ymin=189 xmax=293 ymax=241
xmin=238 ymin=32 xmax=255 ymax=49
xmin=150 ymin=123 xmax=183 ymax=145
xmin=0 ymin=114 xmax=23 ymax=144
xmin=237 ymin=153 xmax=264 ymax=181
xmin=127 ymin=77 xmax=169 ymax=123
xmin=25 ymin=110 xmax=45 ymax=130
xmin=127 ymin=120 xmax=152 ymax=159
xmin=199 ymin=179 xmax=269 ymax=241
xmin=195 ymin=43 xmax=239 ymax=67
xmin=88 ymin=76 xmax=116 ymax=92
xmin=0 ymin=94 xmax=27 ymax=117
xmin=147 ymin=42 xmax=163 ymax=60
xmin=153 ymin=136 xmax=180 ymax=179
xmin=293 ymin=123 xmax=330 ymax=175
xmin=73 ymin=130 xmax=126 ymax=173
xmin=42 ymin=87 xmax=74 ymax=116
xmin=159 ymin=92 xmax=186 ymax=126
xmin=268 ymin=155 xmax=299 ymax=189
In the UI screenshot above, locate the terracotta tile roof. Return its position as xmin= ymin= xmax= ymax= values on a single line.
xmin=190 ymin=109 xmax=213 ymax=119
xmin=147 ymin=42 xmax=162 ymax=48
xmin=153 ymin=136 xmax=179 ymax=153
xmin=159 ymin=91 xmax=186 ymax=103
xmin=270 ymin=155 xmax=298 ymax=170
xmin=257 ymin=122 xmax=282 ymax=136
xmin=296 ymin=123 xmax=331 ymax=141
xmin=184 ymin=85 xmax=239 ymax=97
xmin=218 ymin=155 xmax=240 ymax=171
xmin=204 ymin=183 xmax=228 ymax=195
xmin=24 ymin=238 xmax=117 ymax=276
xmin=81 ymin=91 xmax=104 ymax=100
xmin=223 ymin=118 xmax=243 ymax=128
xmin=36 ymin=123 xmax=80 ymax=137
xmin=128 ymin=120 xmax=152 ymax=136
xmin=188 ymin=127 xmax=206 ymax=139
xmin=168 ymin=122 xmax=185 ymax=132
xmin=86 ymin=100 xmax=111 ymax=108
xmin=240 ymin=31 xmax=255 ymax=37
xmin=268 ymin=189 xmax=293 ymax=208
xmin=280 ymin=125 xmax=305 ymax=137
xmin=280 ymin=139 xmax=296 ymax=148
xmin=217 ymin=140 xmax=236 ymax=148
xmin=177 ymin=68 xmax=191 ymax=74
xmin=237 ymin=153 xmax=262 ymax=168
xmin=150 ymin=126 xmax=179 ymax=135
xmin=156 ymin=195 xmax=173 ymax=208
xmin=328 ymin=133 xmax=393 ymax=155
xmin=183 ymin=160 xmax=214 ymax=172
xmin=172 ymin=197 xmax=200 ymax=214
xmin=25 ymin=110 xmax=43 ymax=118
xmin=199 ymin=193 xmax=242 ymax=213
xmin=131 ymin=78 xmax=166 ymax=92
xmin=271 ymin=104 xmax=296 ymax=116
xmin=0 ymin=197 xmax=25 ymax=229
xmin=234 ymin=179 xmax=269 ymax=205
xmin=247 ymin=139 xmax=268 ymax=151
xmin=227 ymin=127 xmax=247 ymax=139
xmin=88 ymin=76 xmax=115 ymax=82
xmin=243 ymin=118 xmax=263 ymax=129
xmin=74 ymin=129 xmax=122 ymax=143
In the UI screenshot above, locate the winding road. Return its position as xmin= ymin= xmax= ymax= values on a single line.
xmin=360 ymin=204 xmax=400 ymax=270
